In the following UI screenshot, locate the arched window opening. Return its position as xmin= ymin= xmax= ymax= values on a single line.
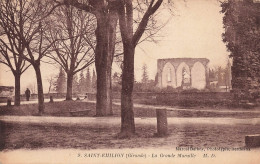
xmin=167 ymin=68 xmax=171 ymax=82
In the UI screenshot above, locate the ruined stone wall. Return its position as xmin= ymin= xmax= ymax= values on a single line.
xmin=157 ymin=58 xmax=209 ymax=90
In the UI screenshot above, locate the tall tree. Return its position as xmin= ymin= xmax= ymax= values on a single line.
xmin=59 ymin=0 xmax=119 ymax=116
xmin=221 ymin=0 xmax=260 ymax=99
xmin=46 ymin=4 xmax=95 ymax=100
xmin=62 ymin=0 xmax=170 ymax=134
xmin=117 ymin=0 xmax=164 ymax=136
xmin=57 ymin=0 xmax=167 ymax=116
xmin=216 ymin=66 xmax=224 ymax=87
xmin=0 ymin=0 xmax=61 ymax=114
xmin=141 ymin=64 xmax=149 ymax=84
xmin=0 ymin=0 xmax=32 ymax=106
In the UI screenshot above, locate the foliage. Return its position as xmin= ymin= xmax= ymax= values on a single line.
xmin=141 ymin=64 xmax=149 ymax=84
xmin=221 ymin=0 xmax=260 ymax=98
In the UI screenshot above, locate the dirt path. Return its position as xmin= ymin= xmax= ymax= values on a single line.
xmin=0 ymin=98 xmax=65 ymax=106
xmin=2 ymin=98 xmax=260 ymax=114
xmin=1 ymin=115 xmax=260 ymax=125
xmin=112 ymin=102 xmax=260 ymax=114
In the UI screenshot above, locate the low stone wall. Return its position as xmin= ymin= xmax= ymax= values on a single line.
xmin=19 ymin=93 xmax=97 ymax=100
xmin=155 ymin=92 xmax=233 ymax=107
xmin=156 ymin=92 xmax=232 ymax=100
xmin=20 ymin=93 xmax=68 ymax=100
xmin=12 ymin=92 xmax=232 ymax=104
xmin=111 ymin=92 xmax=233 ymax=101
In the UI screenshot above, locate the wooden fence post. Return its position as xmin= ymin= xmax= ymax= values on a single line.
xmin=49 ymin=96 xmax=54 ymax=103
xmin=7 ymin=99 xmax=11 ymax=106
xmin=155 ymin=109 xmax=168 ymax=137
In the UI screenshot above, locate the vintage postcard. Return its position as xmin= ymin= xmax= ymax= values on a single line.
xmin=0 ymin=0 xmax=260 ymax=163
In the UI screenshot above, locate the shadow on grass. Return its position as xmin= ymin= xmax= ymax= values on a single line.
xmin=1 ymin=120 xmax=259 ymax=150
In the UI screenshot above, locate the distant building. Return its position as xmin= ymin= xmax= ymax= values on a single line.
xmin=157 ymin=58 xmax=209 ymax=90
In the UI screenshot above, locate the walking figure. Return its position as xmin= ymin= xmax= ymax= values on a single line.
xmin=25 ymin=88 xmax=31 ymax=101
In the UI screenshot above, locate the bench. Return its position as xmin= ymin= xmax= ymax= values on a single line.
xmin=69 ymin=109 xmax=91 ymax=117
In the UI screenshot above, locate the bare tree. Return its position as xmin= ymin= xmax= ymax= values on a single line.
xmin=57 ymin=0 xmax=171 ymax=134
xmin=117 ymin=0 xmax=166 ymax=136
xmin=46 ymin=74 xmax=55 ymax=94
xmin=0 ymin=0 xmax=61 ymax=114
xmin=0 ymin=0 xmax=31 ymax=106
xmin=56 ymin=0 xmax=166 ymax=116
xmin=55 ymin=0 xmax=119 ymax=116
xmin=45 ymin=5 xmax=95 ymax=100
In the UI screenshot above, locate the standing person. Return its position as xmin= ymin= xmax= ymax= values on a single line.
xmin=25 ymin=88 xmax=31 ymax=101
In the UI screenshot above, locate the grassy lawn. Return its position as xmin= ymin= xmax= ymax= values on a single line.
xmin=1 ymin=100 xmax=260 ymax=150
xmin=1 ymin=100 xmax=260 ymax=118
xmin=0 ymin=101 xmax=96 ymax=117
xmin=1 ymin=120 xmax=260 ymax=150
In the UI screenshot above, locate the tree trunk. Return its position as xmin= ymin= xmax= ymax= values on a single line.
xmin=96 ymin=62 xmax=108 ymax=116
xmin=116 ymin=0 xmax=163 ymax=137
xmin=106 ymin=66 xmax=112 ymax=115
xmin=156 ymin=109 xmax=168 ymax=136
xmin=34 ymin=64 xmax=45 ymax=115
xmin=95 ymin=11 xmax=117 ymax=116
xmin=117 ymin=0 xmax=136 ymax=136
xmin=14 ymin=73 xmax=21 ymax=106
xmin=120 ymin=43 xmax=135 ymax=135
xmin=66 ymin=72 xmax=73 ymax=100
xmin=106 ymin=9 xmax=118 ymax=115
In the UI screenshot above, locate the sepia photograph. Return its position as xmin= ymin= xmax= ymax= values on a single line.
xmin=0 ymin=0 xmax=260 ymax=163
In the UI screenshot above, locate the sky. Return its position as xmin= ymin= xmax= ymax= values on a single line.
xmin=0 ymin=0 xmax=230 ymax=93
